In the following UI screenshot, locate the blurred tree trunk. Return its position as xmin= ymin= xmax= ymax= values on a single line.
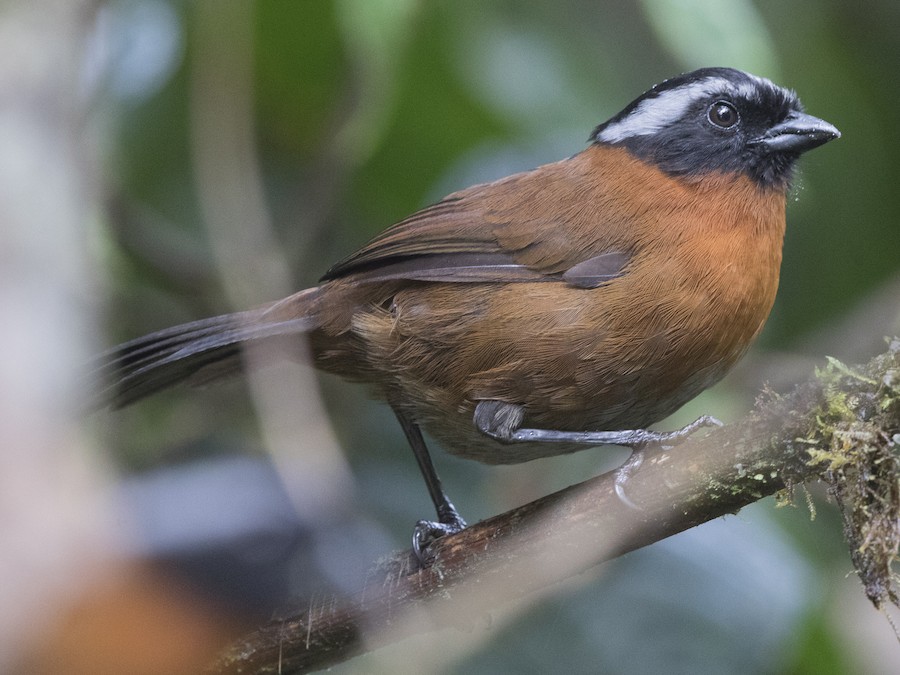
xmin=0 ymin=4 xmax=252 ymax=673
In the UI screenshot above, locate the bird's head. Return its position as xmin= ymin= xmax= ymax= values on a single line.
xmin=592 ymin=67 xmax=840 ymax=189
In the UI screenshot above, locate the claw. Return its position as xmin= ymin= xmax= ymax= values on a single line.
xmin=614 ymin=448 xmax=645 ymax=510
xmin=650 ymin=415 xmax=723 ymax=448
xmin=613 ymin=415 xmax=723 ymax=509
xmin=412 ymin=511 xmax=467 ymax=566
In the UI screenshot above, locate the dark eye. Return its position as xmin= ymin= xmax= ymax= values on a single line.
xmin=708 ymin=101 xmax=739 ymax=128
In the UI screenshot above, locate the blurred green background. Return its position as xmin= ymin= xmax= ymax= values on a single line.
xmin=93 ymin=0 xmax=900 ymax=673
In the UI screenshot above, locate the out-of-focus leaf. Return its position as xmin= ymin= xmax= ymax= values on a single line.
xmin=639 ymin=0 xmax=780 ymax=77
xmin=332 ymin=0 xmax=419 ymax=163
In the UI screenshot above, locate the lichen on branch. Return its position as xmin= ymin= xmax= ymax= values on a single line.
xmin=805 ymin=344 xmax=900 ymax=612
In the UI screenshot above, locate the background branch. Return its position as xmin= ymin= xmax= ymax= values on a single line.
xmin=212 ymin=340 xmax=900 ymax=674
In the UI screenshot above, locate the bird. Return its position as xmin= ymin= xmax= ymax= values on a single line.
xmin=98 ymin=67 xmax=840 ymax=562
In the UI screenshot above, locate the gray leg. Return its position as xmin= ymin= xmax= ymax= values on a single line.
xmin=393 ymin=408 xmax=466 ymax=565
xmin=474 ymin=399 xmax=723 ymax=508
xmin=474 ymin=400 xmax=721 ymax=449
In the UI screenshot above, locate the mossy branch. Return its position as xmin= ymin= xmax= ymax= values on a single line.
xmin=211 ymin=339 xmax=900 ymax=674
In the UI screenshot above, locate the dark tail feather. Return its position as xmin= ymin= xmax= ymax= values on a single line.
xmin=95 ymin=306 xmax=317 ymax=409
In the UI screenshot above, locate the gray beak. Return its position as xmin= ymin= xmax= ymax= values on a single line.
xmin=753 ymin=111 xmax=841 ymax=154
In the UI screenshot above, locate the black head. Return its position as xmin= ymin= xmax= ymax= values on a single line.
xmin=592 ymin=67 xmax=840 ymax=189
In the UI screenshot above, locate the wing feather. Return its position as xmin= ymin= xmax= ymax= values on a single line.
xmin=321 ymin=155 xmax=631 ymax=287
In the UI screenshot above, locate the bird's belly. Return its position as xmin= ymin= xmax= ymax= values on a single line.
xmin=354 ymin=275 xmax=770 ymax=464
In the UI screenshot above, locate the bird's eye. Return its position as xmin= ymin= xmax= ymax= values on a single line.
xmin=708 ymin=101 xmax=739 ymax=128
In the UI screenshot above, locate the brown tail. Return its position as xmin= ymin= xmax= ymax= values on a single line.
xmin=96 ymin=289 xmax=322 ymax=409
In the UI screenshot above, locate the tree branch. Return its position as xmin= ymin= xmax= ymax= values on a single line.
xmin=211 ymin=340 xmax=900 ymax=674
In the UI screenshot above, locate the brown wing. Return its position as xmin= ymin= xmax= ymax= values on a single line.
xmin=320 ymin=152 xmax=631 ymax=287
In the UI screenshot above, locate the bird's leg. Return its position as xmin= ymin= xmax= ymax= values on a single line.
xmin=474 ymin=399 xmax=721 ymax=447
xmin=474 ymin=400 xmax=722 ymax=506
xmin=393 ymin=408 xmax=466 ymax=565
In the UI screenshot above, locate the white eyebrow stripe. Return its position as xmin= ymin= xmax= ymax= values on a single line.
xmin=596 ymin=74 xmax=769 ymax=143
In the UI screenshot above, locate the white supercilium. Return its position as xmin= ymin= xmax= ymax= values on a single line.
xmin=596 ymin=73 xmax=771 ymax=143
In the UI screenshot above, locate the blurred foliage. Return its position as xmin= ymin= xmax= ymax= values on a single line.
xmin=95 ymin=1 xmax=900 ymax=673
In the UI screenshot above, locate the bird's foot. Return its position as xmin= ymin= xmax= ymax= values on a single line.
xmin=622 ymin=415 xmax=724 ymax=450
xmin=412 ymin=503 xmax=467 ymax=567
xmin=613 ymin=415 xmax=724 ymax=509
